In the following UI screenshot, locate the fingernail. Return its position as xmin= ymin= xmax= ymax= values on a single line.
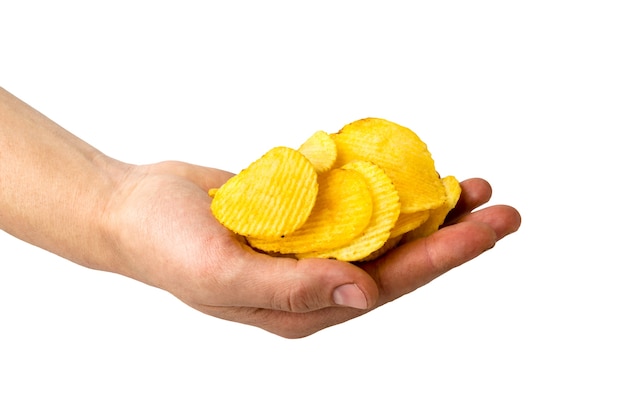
xmin=332 ymin=284 xmax=368 ymax=309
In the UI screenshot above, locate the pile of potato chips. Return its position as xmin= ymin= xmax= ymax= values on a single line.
xmin=209 ymin=118 xmax=461 ymax=262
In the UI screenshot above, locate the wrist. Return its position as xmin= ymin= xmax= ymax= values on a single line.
xmin=86 ymin=154 xmax=135 ymax=272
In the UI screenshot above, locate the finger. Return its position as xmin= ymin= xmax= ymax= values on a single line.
xmin=362 ymin=204 xmax=520 ymax=305
xmin=453 ymin=204 xmax=522 ymax=240
xmin=445 ymin=177 xmax=493 ymax=222
xmin=362 ymin=222 xmax=496 ymax=304
xmin=194 ymin=204 xmax=521 ymax=339
xmin=195 ymin=244 xmax=380 ymax=313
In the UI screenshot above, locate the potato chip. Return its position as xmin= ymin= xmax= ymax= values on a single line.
xmin=331 ymin=118 xmax=446 ymax=213
xmin=297 ymin=130 xmax=337 ymax=173
xmin=247 ymin=168 xmax=372 ymax=253
xmin=403 ymin=175 xmax=462 ymax=241
xmin=210 ymin=146 xmax=318 ymax=239
xmin=208 ymin=117 xmax=459 ymax=263
xmin=298 ymin=160 xmax=401 ymax=261
xmin=358 ymin=234 xmax=403 ymax=262
xmin=389 ymin=209 xmax=430 ymax=239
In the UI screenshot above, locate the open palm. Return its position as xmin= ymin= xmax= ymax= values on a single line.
xmin=105 ymin=160 xmax=520 ymax=338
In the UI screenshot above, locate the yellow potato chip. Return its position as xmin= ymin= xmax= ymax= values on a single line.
xmin=297 ymin=130 xmax=337 ymax=173
xmin=331 ymin=118 xmax=446 ymax=213
xmin=298 ymin=160 xmax=401 ymax=261
xmin=210 ymin=146 xmax=318 ymax=239
xmin=358 ymin=234 xmax=403 ymax=262
xmin=247 ymin=168 xmax=373 ymax=254
xmin=389 ymin=210 xmax=430 ymax=239
xmin=208 ymin=117 xmax=459 ymax=263
xmin=403 ymin=175 xmax=462 ymax=241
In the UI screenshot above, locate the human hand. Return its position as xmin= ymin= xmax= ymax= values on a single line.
xmin=0 ymin=88 xmax=520 ymax=338
xmin=103 ymin=161 xmax=520 ymax=338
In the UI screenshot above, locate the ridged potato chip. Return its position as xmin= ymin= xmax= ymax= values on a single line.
xmin=389 ymin=210 xmax=430 ymax=239
xmin=298 ymin=160 xmax=401 ymax=261
xmin=210 ymin=146 xmax=318 ymax=239
xmin=331 ymin=118 xmax=446 ymax=213
xmin=247 ymin=168 xmax=372 ymax=254
xmin=403 ymin=175 xmax=461 ymax=241
xmin=209 ymin=118 xmax=461 ymax=262
xmin=358 ymin=234 xmax=403 ymax=262
xmin=297 ymin=130 xmax=337 ymax=173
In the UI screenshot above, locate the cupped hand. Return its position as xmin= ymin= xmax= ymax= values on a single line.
xmin=104 ymin=161 xmax=521 ymax=338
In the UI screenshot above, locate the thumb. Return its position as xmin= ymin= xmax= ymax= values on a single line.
xmin=209 ymin=251 xmax=380 ymax=313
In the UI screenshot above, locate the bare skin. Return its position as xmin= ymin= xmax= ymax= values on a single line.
xmin=0 ymin=87 xmax=521 ymax=338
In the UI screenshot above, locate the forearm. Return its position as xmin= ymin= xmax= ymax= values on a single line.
xmin=0 ymin=88 xmax=129 ymax=270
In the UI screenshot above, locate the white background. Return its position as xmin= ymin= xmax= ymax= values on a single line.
xmin=1 ymin=1 xmax=624 ymax=416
